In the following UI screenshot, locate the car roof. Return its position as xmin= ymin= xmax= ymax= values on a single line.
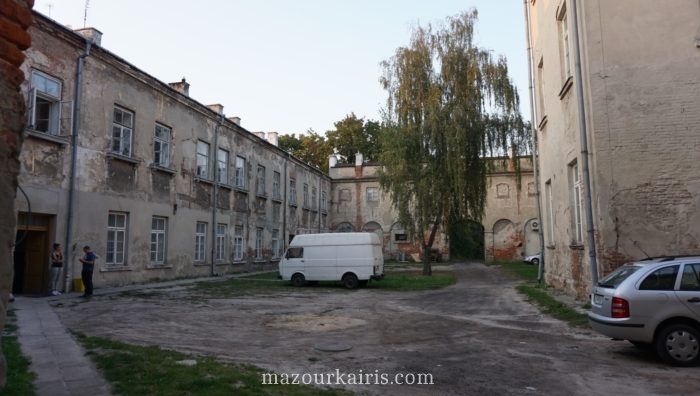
xmin=630 ymin=256 xmax=700 ymax=266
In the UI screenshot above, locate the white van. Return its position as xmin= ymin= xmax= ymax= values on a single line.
xmin=278 ymin=232 xmax=384 ymax=289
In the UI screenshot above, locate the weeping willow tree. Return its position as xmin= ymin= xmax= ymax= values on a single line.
xmin=378 ymin=10 xmax=530 ymax=275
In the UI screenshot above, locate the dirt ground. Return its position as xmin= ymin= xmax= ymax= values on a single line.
xmin=53 ymin=263 xmax=698 ymax=395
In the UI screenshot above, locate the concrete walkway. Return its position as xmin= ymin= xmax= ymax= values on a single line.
xmin=13 ymin=297 xmax=112 ymax=396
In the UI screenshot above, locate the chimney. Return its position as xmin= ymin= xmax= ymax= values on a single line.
xmin=329 ymin=154 xmax=338 ymax=169
xmin=253 ymin=131 xmax=266 ymax=139
xmin=228 ymin=116 xmax=241 ymax=126
xmin=355 ymin=152 xmax=364 ymax=167
xmin=169 ymin=78 xmax=190 ymax=97
xmin=207 ymin=104 xmax=224 ymax=115
xmin=266 ymin=132 xmax=279 ymax=147
xmin=74 ymin=27 xmax=103 ymax=46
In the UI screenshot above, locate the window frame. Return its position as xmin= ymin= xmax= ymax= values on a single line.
xmin=154 ymin=123 xmax=171 ymax=167
xmin=196 ymin=140 xmax=210 ymax=179
xmin=569 ymin=162 xmax=583 ymax=245
xmin=272 ymin=229 xmax=280 ymax=259
xmin=217 ymin=148 xmax=229 ymax=184
xmin=321 ymin=191 xmax=327 ymax=212
xmin=255 ymin=228 xmax=264 ymax=260
xmin=638 ymin=265 xmax=680 ymax=291
xmin=289 ymin=179 xmax=297 ymax=205
xmin=233 ymin=225 xmax=244 ymax=261
xmin=257 ymin=165 xmax=266 ymax=196
xmin=366 ymin=187 xmax=379 ymax=202
xmin=215 ymin=223 xmax=227 ymax=261
xmin=29 ymin=70 xmax=64 ymax=135
xmin=194 ymin=221 xmax=207 ymax=262
xmin=150 ymin=216 xmax=167 ymax=265
xmin=545 ymin=180 xmax=554 ymax=245
xmin=112 ymin=106 xmax=134 ymax=157
xmin=272 ymin=171 xmax=281 ymax=200
xmin=107 ymin=212 xmax=128 ymax=266
xmin=303 ymin=183 xmax=309 ymax=208
xmin=235 ymin=155 xmax=247 ymax=189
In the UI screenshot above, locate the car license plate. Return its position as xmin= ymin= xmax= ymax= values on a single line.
xmin=594 ymin=294 xmax=603 ymax=305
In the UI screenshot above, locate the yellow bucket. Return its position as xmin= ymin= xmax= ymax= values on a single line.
xmin=73 ymin=278 xmax=85 ymax=292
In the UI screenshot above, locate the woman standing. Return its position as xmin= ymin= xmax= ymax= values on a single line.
xmin=50 ymin=243 xmax=63 ymax=296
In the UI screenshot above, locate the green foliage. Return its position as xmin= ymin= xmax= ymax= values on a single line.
xmin=449 ymin=220 xmax=484 ymax=260
xmin=278 ymin=129 xmax=333 ymax=172
xmin=1 ymin=311 xmax=36 ymax=396
xmin=367 ymin=271 xmax=456 ymax=290
xmin=326 ymin=113 xmax=381 ymax=164
xmin=378 ymin=10 xmax=530 ymax=275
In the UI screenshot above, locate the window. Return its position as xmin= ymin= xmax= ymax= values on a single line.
xmin=107 ymin=212 xmax=128 ymax=265
xmin=289 ymin=179 xmax=297 ymax=205
xmin=235 ymin=156 xmax=246 ymax=188
xmin=311 ymin=187 xmax=317 ymax=209
xmin=286 ymin=247 xmax=303 ymax=259
xmin=340 ymin=189 xmax=351 ymax=202
xmin=194 ymin=222 xmax=207 ymax=262
xmin=233 ymin=225 xmax=244 ymax=261
xmin=154 ymin=124 xmax=171 ymax=167
xmin=273 ymin=203 xmax=281 ymax=221
xmin=303 ymin=183 xmax=309 ymax=207
xmin=255 ymin=228 xmax=264 ymax=259
xmin=112 ymin=106 xmax=134 ymax=156
xmin=196 ymin=140 xmax=209 ymax=178
xmin=321 ymin=191 xmax=327 ymax=212
xmin=150 ymin=216 xmax=167 ymax=265
xmin=569 ymin=162 xmax=583 ymax=244
xmin=215 ymin=223 xmax=227 ymax=261
xmin=217 ymin=148 xmax=229 ymax=184
xmin=366 ymin=187 xmax=379 ymax=202
xmin=639 ymin=266 xmax=679 ymax=291
xmin=496 ymin=183 xmax=510 ymax=198
xmin=680 ymin=264 xmax=700 ymax=291
xmin=257 ymin=165 xmax=266 ymax=195
xmin=545 ymin=180 xmax=554 ymax=244
xmin=272 ymin=229 xmax=280 ymax=259
xmin=29 ymin=70 xmax=66 ymax=135
xmin=557 ymin=4 xmax=572 ymax=81
xmin=536 ymin=58 xmax=546 ymax=124
xmin=272 ymin=171 xmax=281 ymax=200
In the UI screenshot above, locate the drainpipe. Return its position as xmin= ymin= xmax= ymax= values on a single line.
xmin=570 ymin=0 xmax=599 ymax=286
xmin=64 ymin=40 xmax=92 ymax=292
xmin=317 ymin=176 xmax=322 ymax=233
xmin=282 ymin=153 xmax=289 ymax=249
xmin=523 ymin=0 xmax=546 ymax=284
xmin=210 ymin=113 xmax=224 ymax=276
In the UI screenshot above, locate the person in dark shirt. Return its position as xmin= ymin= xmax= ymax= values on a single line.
xmin=78 ymin=245 xmax=96 ymax=298
xmin=50 ymin=243 xmax=64 ymax=296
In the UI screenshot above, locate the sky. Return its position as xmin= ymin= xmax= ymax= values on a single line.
xmin=34 ymin=0 xmax=530 ymax=136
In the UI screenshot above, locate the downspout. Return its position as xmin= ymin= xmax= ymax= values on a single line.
xmin=64 ymin=40 xmax=92 ymax=292
xmin=570 ymin=0 xmax=599 ymax=286
xmin=523 ymin=0 xmax=546 ymax=284
xmin=210 ymin=113 xmax=224 ymax=276
xmin=282 ymin=153 xmax=289 ymax=249
xmin=317 ymin=175 xmax=321 ymax=233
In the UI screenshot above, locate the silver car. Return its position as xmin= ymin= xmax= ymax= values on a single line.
xmin=588 ymin=257 xmax=700 ymax=366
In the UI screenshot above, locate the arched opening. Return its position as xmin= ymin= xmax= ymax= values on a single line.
xmin=361 ymin=221 xmax=384 ymax=240
xmin=490 ymin=219 xmax=518 ymax=260
xmin=335 ymin=222 xmax=355 ymax=232
xmin=449 ymin=219 xmax=484 ymax=260
xmin=523 ymin=218 xmax=541 ymax=256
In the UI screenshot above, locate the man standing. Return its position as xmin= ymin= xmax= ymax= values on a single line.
xmin=78 ymin=246 xmax=95 ymax=298
xmin=50 ymin=243 xmax=63 ymax=295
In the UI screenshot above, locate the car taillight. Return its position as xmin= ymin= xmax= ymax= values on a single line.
xmin=611 ymin=297 xmax=629 ymax=318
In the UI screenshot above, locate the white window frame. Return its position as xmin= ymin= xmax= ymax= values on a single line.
xmin=557 ymin=4 xmax=572 ymax=81
xmin=196 ymin=140 xmax=210 ymax=178
xmin=570 ymin=162 xmax=583 ymax=244
xmin=217 ymin=148 xmax=229 ymax=184
xmin=107 ymin=212 xmax=128 ymax=266
xmin=235 ymin=156 xmax=247 ymax=188
xmin=257 ymin=165 xmax=266 ymax=195
xmin=289 ymin=179 xmax=297 ymax=205
xmin=255 ymin=228 xmax=264 ymax=259
xmin=28 ymin=70 xmax=68 ymax=135
xmin=272 ymin=229 xmax=280 ymax=259
xmin=112 ymin=106 xmax=134 ymax=157
xmin=215 ymin=223 xmax=227 ymax=261
xmin=154 ymin=123 xmax=171 ymax=167
xmin=272 ymin=171 xmax=281 ymax=200
xmin=150 ymin=216 xmax=167 ymax=265
xmin=536 ymin=58 xmax=546 ymax=123
xmin=366 ymin=187 xmax=379 ymax=202
xmin=195 ymin=222 xmax=207 ymax=262
xmin=233 ymin=225 xmax=244 ymax=261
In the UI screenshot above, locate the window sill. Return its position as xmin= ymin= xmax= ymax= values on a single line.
xmin=214 ymin=261 xmax=231 ymax=266
xmin=311 ymin=208 xmax=318 ymax=213
xmin=569 ymin=244 xmax=584 ymax=250
xmin=149 ymin=164 xmax=176 ymax=175
xmin=256 ymin=193 xmax=268 ymax=199
xmin=558 ymin=76 xmax=573 ymax=99
xmin=25 ymin=129 xmax=70 ymax=145
xmin=271 ymin=196 xmax=283 ymax=203
xmin=234 ymin=186 xmax=248 ymax=193
xmin=321 ymin=209 xmax=327 ymax=214
xmin=253 ymin=259 xmax=266 ymax=263
xmin=231 ymin=261 xmax=246 ymax=265
xmin=193 ymin=261 xmax=209 ymax=266
xmin=537 ymin=115 xmax=548 ymax=130
xmin=194 ymin=177 xmax=214 ymax=185
xmin=100 ymin=265 xmax=132 ymax=272
xmin=289 ymin=203 xmax=298 ymax=208
xmin=106 ymin=152 xmax=141 ymax=165
xmin=546 ymin=245 xmax=556 ymax=250
xmin=146 ymin=263 xmax=173 ymax=269
xmin=218 ymin=183 xmax=233 ymax=191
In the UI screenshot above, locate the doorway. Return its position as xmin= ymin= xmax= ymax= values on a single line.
xmin=14 ymin=213 xmax=52 ymax=295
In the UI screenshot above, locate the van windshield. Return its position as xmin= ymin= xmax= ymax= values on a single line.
xmin=598 ymin=265 xmax=640 ymax=288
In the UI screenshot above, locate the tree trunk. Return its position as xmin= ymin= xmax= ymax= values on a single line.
xmin=422 ymin=215 xmax=442 ymax=276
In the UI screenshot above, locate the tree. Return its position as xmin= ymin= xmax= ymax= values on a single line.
xmin=278 ymin=130 xmax=333 ymax=172
xmin=326 ymin=113 xmax=381 ymax=164
xmin=378 ymin=9 xmax=530 ymax=275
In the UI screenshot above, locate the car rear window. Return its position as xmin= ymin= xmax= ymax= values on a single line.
xmin=598 ymin=265 xmax=641 ymax=288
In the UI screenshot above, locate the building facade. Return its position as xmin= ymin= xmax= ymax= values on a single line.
xmin=527 ymin=0 xmax=700 ymax=296
xmin=15 ymin=12 xmax=330 ymax=294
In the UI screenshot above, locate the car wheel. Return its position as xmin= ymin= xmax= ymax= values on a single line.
xmin=342 ymin=273 xmax=359 ymax=289
xmin=655 ymin=323 xmax=700 ymax=366
xmin=531 ymin=258 xmax=539 ymax=266
xmin=291 ymin=273 xmax=306 ymax=287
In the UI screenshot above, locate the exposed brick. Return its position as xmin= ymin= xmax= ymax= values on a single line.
xmin=0 ymin=37 xmax=25 ymax=68
xmin=0 ymin=14 xmax=31 ymax=49
xmin=0 ymin=1 xmax=32 ymax=29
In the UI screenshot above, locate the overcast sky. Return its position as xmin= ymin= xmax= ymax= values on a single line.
xmin=34 ymin=0 xmax=530 ymax=136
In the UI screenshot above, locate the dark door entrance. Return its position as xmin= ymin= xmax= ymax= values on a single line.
xmin=449 ymin=220 xmax=485 ymax=260
xmin=14 ymin=213 xmax=52 ymax=295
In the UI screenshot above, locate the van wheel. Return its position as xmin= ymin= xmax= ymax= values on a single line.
xmin=342 ymin=274 xmax=359 ymax=289
xmin=655 ymin=323 xmax=700 ymax=366
xmin=291 ymin=273 xmax=306 ymax=287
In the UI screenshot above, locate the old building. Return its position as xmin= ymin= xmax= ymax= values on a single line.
xmin=15 ymin=12 xmax=330 ymax=293
xmin=526 ymin=0 xmax=700 ymax=296
xmin=329 ymin=155 xmax=538 ymax=262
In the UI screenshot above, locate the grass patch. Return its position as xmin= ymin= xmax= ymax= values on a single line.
xmin=76 ymin=334 xmax=349 ymax=396
xmin=487 ymin=260 xmax=589 ymax=328
xmin=1 ymin=311 xmax=36 ymax=396
xmin=236 ymin=271 xmax=281 ymax=280
xmin=368 ymin=271 xmax=457 ymax=291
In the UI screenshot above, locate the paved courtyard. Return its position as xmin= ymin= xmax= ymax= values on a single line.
xmin=51 ymin=263 xmax=698 ymax=395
